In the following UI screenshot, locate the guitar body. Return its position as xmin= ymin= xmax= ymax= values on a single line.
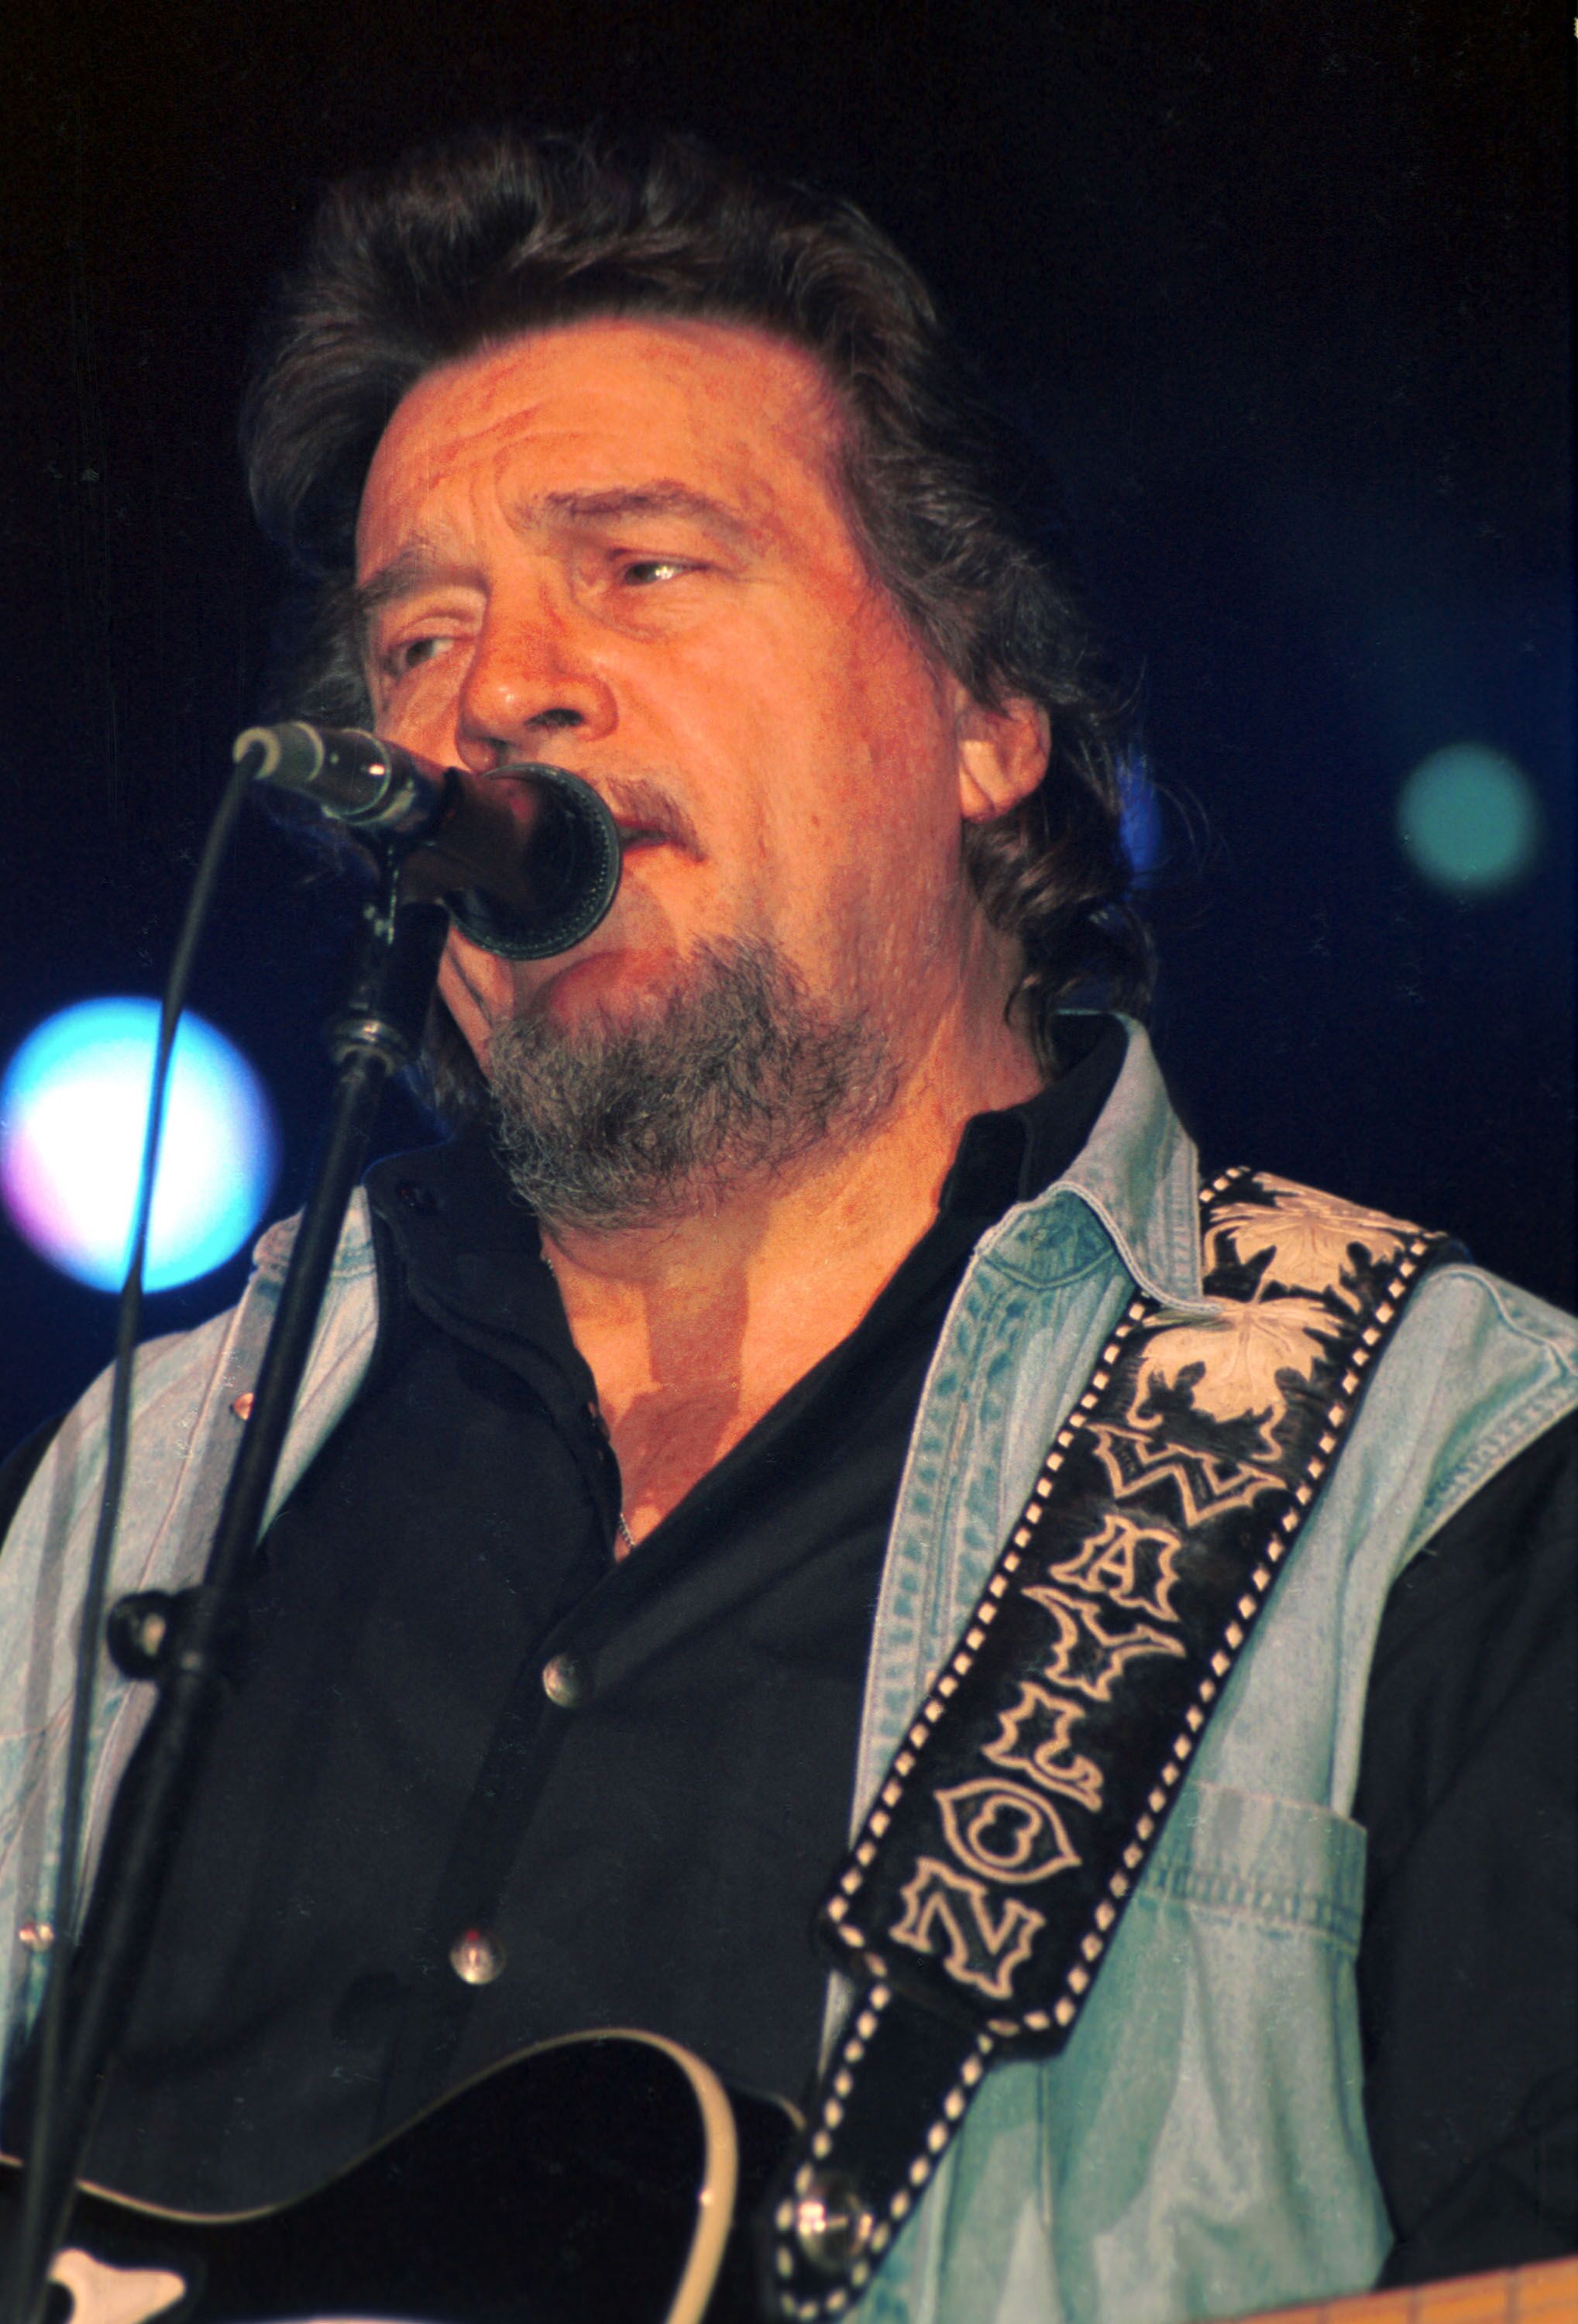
xmin=4 ymin=2037 xmax=1572 ymax=2324
xmin=1242 ymin=2255 xmax=1578 ymax=2322
xmin=2 ymin=2031 xmax=795 ymax=2324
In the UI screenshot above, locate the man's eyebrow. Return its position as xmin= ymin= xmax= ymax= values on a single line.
xmin=531 ymin=483 xmax=765 ymax=554
xmin=352 ymin=539 xmax=452 ymax=641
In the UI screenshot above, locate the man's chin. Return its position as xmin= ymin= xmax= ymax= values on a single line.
xmin=418 ymin=942 xmax=706 ymax=1130
xmin=482 ymin=936 xmax=894 ymax=1233
xmin=510 ymin=944 xmax=689 ymax=1037
xmin=481 ymin=918 xmax=719 ymax=1035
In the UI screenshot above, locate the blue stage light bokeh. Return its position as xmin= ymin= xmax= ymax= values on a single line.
xmin=0 ymin=999 xmax=278 ymax=1292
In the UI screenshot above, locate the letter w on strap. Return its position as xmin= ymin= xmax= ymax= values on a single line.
xmin=763 ymin=1169 xmax=1457 ymax=2319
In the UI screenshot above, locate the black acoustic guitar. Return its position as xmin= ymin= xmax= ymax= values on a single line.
xmin=1 ymin=2029 xmax=795 ymax=2323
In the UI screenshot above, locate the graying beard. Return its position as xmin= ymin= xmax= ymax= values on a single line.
xmin=486 ymin=939 xmax=895 ymax=1232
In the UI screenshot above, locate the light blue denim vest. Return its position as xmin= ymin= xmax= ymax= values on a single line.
xmin=2 ymin=1024 xmax=1573 ymax=2324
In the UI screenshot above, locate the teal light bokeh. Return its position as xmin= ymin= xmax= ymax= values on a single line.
xmin=1395 ymin=743 xmax=1543 ymax=896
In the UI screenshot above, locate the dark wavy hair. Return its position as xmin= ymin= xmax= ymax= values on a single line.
xmin=242 ymin=125 xmax=1150 ymax=1098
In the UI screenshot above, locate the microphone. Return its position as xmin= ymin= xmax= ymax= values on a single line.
xmin=232 ymin=721 xmax=621 ymax=960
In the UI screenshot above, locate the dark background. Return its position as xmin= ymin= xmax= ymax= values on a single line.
xmin=0 ymin=0 xmax=1570 ymax=1452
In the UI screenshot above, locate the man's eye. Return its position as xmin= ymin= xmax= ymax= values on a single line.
xmin=384 ymin=634 xmax=452 ymax=676
xmin=620 ymin=558 xmax=693 ymax=586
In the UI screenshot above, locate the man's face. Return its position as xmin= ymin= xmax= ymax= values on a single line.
xmin=355 ymin=316 xmax=1041 ymax=1083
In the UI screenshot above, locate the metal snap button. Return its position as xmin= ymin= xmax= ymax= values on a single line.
xmin=541 ymin=1652 xmax=589 ymax=1710
xmin=793 ymin=2172 xmax=874 ymax=2271
xmin=449 ymin=1928 xmax=505 ymax=1986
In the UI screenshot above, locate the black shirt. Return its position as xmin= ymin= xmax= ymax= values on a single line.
xmin=83 ymin=1026 xmax=1129 ymax=2205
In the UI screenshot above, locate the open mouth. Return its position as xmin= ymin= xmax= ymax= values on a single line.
xmin=541 ymin=772 xmax=701 ymax=862
xmin=613 ymin=822 xmax=669 ymax=854
xmin=605 ymin=789 xmax=703 ymax=858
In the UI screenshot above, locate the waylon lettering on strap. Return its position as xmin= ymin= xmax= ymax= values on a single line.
xmin=765 ymin=1169 xmax=1456 ymax=2319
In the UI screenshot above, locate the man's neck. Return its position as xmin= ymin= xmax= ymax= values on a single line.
xmin=540 ymin=1002 xmax=1045 ymax=1540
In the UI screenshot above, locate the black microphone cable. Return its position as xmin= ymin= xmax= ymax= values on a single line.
xmin=9 ymin=746 xmax=256 ymax=2322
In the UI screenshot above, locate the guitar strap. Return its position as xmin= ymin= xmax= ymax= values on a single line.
xmin=762 ymin=1167 xmax=1456 ymax=2320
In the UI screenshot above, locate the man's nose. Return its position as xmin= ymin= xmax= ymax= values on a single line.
xmin=453 ymin=605 xmax=617 ymax=766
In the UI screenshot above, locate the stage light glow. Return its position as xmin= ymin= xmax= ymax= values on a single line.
xmin=1120 ymin=762 xmax=1165 ymax=881
xmin=1396 ymin=743 xmax=1542 ymax=896
xmin=0 ymin=999 xmax=278 ymax=1291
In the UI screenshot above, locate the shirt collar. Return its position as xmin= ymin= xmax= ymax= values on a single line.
xmin=937 ymin=1012 xmax=1126 ymax=1215
xmin=1046 ymin=1015 xmax=1208 ymax=1308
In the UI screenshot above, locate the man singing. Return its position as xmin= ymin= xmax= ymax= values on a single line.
xmin=0 ymin=129 xmax=1573 ymax=2322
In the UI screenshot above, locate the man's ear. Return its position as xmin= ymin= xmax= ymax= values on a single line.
xmin=954 ymin=690 xmax=1050 ymax=823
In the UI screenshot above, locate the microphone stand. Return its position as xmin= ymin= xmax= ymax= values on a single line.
xmin=7 ymin=857 xmax=450 ymax=2324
